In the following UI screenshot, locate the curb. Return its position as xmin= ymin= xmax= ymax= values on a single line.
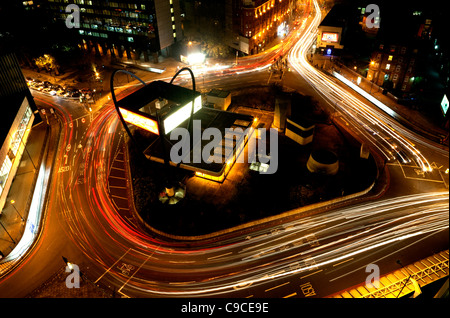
xmin=121 ymin=132 xmax=383 ymax=242
xmin=0 ymin=121 xmax=62 ymax=277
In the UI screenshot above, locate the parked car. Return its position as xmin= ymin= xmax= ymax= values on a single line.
xmin=80 ymin=88 xmax=92 ymax=96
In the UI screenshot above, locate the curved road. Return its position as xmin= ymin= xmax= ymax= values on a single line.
xmin=0 ymin=0 xmax=448 ymax=299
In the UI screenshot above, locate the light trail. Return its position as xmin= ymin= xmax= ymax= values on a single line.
xmin=48 ymin=0 xmax=448 ymax=298
xmin=3 ymin=0 xmax=447 ymax=299
xmin=287 ymin=0 xmax=435 ymax=172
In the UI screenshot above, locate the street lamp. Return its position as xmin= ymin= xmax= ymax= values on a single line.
xmin=10 ymin=200 xmax=24 ymax=222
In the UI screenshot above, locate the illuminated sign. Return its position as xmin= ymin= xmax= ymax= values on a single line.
xmin=119 ymin=107 xmax=159 ymax=135
xmin=441 ymin=94 xmax=449 ymax=116
xmin=164 ymin=95 xmax=202 ymax=134
xmin=321 ymin=32 xmax=339 ymax=43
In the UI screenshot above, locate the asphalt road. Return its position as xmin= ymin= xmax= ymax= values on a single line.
xmin=0 ymin=0 xmax=447 ymax=300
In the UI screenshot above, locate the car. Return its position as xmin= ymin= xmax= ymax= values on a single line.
xmin=80 ymin=88 xmax=92 ymax=96
xmin=49 ymin=90 xmax=57 ymax=96
xmin=42 ymin=87 xmax=52 ymax=93
xmin=56 ymin=89 xmax=66 ymax=96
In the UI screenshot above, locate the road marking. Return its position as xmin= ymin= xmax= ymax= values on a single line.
xmin=265 ymin=281 xmax=290 ymax=292
xmin=94 ymin=248 xmax=131 ymax=283
xmin=109 ymin=175 xmax=126 ymax=180
xmin=118 ymin=254 xmax=151 ymax=293
xmin=109 ymin=185 xmax=128 ymax=190
xmin=333 ymin=258 xmax=354 ymax=267
xmin=58 ymin=166 xmax=70 ymax=173
xmin=111 ymin=194 xmax=128 ymax=201
xmin=111 ymin=166 xmax=126 ymax=171
xmin=283 ymin=292 xmax=297 ymax=298
xmin=300 ymin=269 xmax=322 ymax=280
xmin=207 ymin=251 xmax=233 ymax=260
xmin=300 ymin=281 xmax=316 ymax=297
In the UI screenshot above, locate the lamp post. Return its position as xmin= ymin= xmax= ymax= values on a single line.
xmin=10 ymin=200 xmax=24 ymax=222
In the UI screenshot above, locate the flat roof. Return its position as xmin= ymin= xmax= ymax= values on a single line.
xmin=207 ymin=89 xmax=230 ymax=98
xmin=117 ymin=80 xmax=201 ymax=119
xmin=143 ymin=107 xmax=254 ymax=176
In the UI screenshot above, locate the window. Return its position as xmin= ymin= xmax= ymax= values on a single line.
xmin=393 ymin=74 xmax=398 ymax=81
xmin=388 ymin=55 xmax=393 ymax=61
xmin=127 ymin=37 xmax=134 ymax=42
xmin=395 ymin=65 xmax=401 ymax=72
xmin=385 ymin=64 xmax=390 ymax=70
xmin=0 ymin=156 xmax=13 ymax=195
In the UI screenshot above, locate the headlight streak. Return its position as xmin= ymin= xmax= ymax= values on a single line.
xmin=60 ymin=117 xmax=449 ymax=298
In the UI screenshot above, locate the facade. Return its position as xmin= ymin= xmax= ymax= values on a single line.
xmin=306 ymin=149 xmax=339 ymax=176
xmin=0 ymin=52 xmax=37 ymax=212
xmin=285 ymin=117 xmax=314 ymax=145
xmin=367 ymin=43 xmax=418 ymax=92
xmin=316 ymin=4 xmax=345 ymax=55
xmin=206 ymin=89 xmax=231 ymax=111
xmin=45 ymin=0 xmax=183 ymax=60
xmin=226 ymin=0 xmax=292 ymax=55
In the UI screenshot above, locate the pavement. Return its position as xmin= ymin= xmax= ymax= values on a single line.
xmin=0 ymin=122 xmax=48 ymax=263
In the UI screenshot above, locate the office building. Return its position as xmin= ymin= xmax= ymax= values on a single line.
xmin=226 ymin=0 xmax=292 ymax=55
xmin=0 ymin=51 xmax=37 ymax=212
xmin=45 ymin=0 xmax=183 ymax=61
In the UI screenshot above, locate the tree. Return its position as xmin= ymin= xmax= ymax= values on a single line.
xmin=33 ymin=54 xmax=60 ymax=75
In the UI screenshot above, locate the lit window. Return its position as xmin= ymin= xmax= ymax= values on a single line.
xmin=388 ymin=55 xmax=393 ymax=61
xmin=386 ymin=64 xmax=390 ymax=70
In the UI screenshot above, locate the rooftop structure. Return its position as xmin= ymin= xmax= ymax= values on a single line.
xmin=116 ymin=80 xmax=255 ymax=182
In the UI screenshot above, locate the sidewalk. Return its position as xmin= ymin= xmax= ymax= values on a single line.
xmin=0 ymin=121 xmax=50 ymax=272
xmin=312 ymin=54 xmax=449 ymax=146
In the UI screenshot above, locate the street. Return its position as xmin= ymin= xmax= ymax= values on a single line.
xmin=0 ymin=0 xmax=447 ymax=300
